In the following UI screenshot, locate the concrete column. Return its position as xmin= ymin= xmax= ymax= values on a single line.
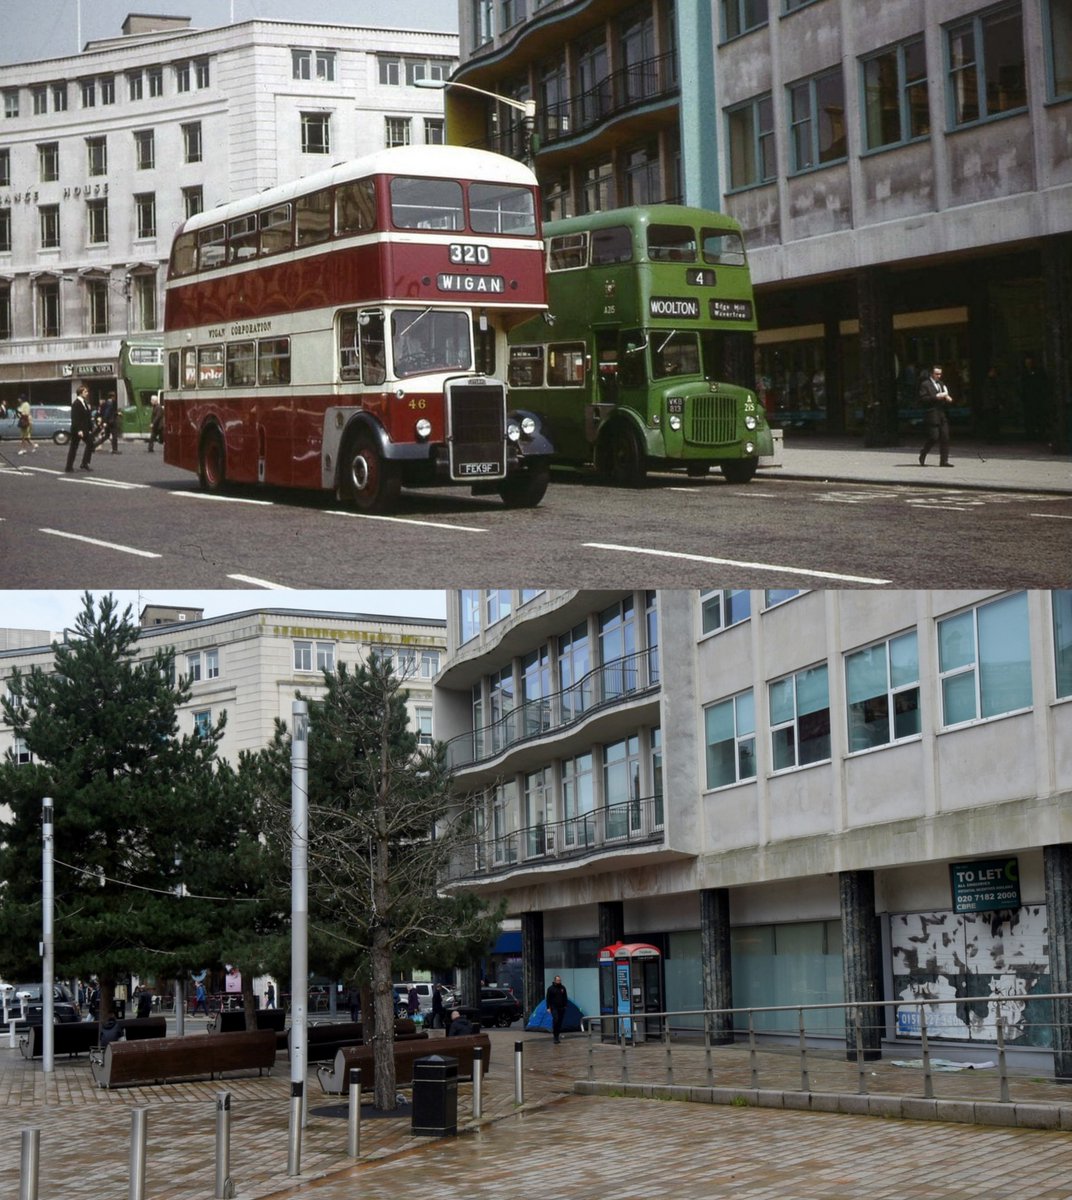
xmin=1043 ymin=844 xmax=1072 ymax=1082
xmin=598 ymin=900 xmax=624 ymax=950
xmin=521 ymin=910 xmax=545 ymax=1022
xmin=700 ymin=888 xmax=733 ymax=1044
xmin=1042 ymin=234 xmax=1072 ymax=454
xmin=458 ymin=961 xmax=481 ymax=1015
xmin=857 ymin=267 xmax=898 ymax=446
xmin=676 ymin=1 xmax=719 ymax=208
xmin=839 ymin=869 xmax=884 ymax=1061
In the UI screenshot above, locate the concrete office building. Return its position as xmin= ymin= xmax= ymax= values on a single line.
xmin=434 ymin=588 xmax=1072 ymax=1069
xmin=447 ymin=0 xmax=1071 ymax=448
xmin=0 ymin=603 xmax=447 ymax=767
xmin=0 ymin=13 xmax=457 ymax=408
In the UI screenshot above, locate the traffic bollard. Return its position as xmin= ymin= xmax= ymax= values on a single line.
xmin=514 ymin=1040 xmax=524 ymax=1106
xmin=287 ymin=1080 xmax=303 ymax=1176
xmin=472 ymin=1046 xmax=483 ymax=1119
xmin=128 ymin=1108 xmax=148 ymax=1200
xmin=19 ymin=1128 xmax=39 ymax=1200
xmin=347 ymin=1068 xmax=361 ymax=1158
xmin=215 ymin=1091 xmax=234 ymax=1198
xmin=9 ymin=1018 xmax=18 ymax=1049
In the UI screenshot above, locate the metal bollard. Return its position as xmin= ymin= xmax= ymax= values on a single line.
xmin=513 ymin=1040 xmax=524 ymax=1106
xmin=472 ymin=1047 xmax=483 ymax=1120
xmin=215 ymin=1091 xmax=234 ymax=1199
xmin=19 ymin=1128 xmax=40 ymax=1200
xmin=286 ymin=1080 xmax=303 ymax=1176
xmin=347 ymin=1068 xmax=361 ymax=1158
xmin=128 ymin=1108 xmax=148 ymax=1200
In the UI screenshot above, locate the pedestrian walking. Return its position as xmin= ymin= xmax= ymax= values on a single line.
xmin=192 ymin=979 xmax=208 ymax=1015
xmin=147 ymin=393 xmax=164 ymax=452
xmin=15 ymin=395 xmax=37 ymax=455
xmin=65 ymin=384 xmax=96 ymax=472
xmin=265 ymin=981 xmax=276 ymax=1009
xmin=99 ymin=392 xmax=121 ymax=452
xmin=431 ymin=983 xmax=445 ymax=1029
xmin=546 ymin=974 xmax=569 ymax=1044
xmin=918 ymin=364 xmax=954 ymax=467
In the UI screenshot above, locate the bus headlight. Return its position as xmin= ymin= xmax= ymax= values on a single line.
xmin=744 ymin=441 xmax=756 ymax=455
xmin=520 ymin=415 xmax=536 ymax=438
xmin=745 ymin=415 xmax=757 ymax=430
xmin=507 ymin=421 xmax=522 ymax=442
xmin=415 ymin=418 xmax=432 ymax=440
xmin=668 ymin=414 xmax=682 ymax=431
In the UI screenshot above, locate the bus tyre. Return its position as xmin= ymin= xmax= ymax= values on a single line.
xmin=340 ymin=429 xmax=401 ymax=513
xmin=602 ymin=424 xmax=647 ymax=488
xmin=498 ymin=463 xmax=549 ymax=509
xmin=720 ymin=458 xmax=758 ymax=484
xmin=198 ymin=426 xmax=227 ymax=493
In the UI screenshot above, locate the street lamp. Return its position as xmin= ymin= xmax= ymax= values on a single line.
xmin=414 ymin=78 xmax=536 ymax=163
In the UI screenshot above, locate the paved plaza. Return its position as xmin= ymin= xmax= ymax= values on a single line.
xmin=3 ymin=1024 xmax=1072 ymax=1199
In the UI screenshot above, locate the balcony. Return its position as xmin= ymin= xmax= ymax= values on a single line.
xmin=445 ymin=646 xmax=660 ymax=770
xmin=451 ymin=791 xmax=665 ymax=883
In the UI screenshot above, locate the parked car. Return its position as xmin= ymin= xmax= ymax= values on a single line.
xmin=392 ymin=981 xmax=456 ymax=1018
xmin=458 ymin=986 xmax=524 ymax=1028
xmin=6 ymin=982 xmax=80 ymax=1024
xmin=1 ymin=404 xmax=71 ymax=445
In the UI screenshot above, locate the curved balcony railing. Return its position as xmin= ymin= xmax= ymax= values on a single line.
xmin=448 ymin=791 xmax=665 ymax=881
xmin=445 ymin=646 xmax=660 ymax=770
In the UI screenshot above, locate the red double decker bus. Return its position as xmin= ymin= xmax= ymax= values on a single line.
xmin=163 ymin=145 xmax=553 ymax=511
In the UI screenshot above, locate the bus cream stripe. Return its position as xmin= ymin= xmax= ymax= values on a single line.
xmin=324 ymin=508 xmax=487 ymax=533
xmin=583 ymin=542 xmax=890 ymax=585
xmin=40 ymin=529 xmax=161 ymax=558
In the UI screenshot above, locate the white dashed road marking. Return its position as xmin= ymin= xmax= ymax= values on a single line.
xmin=39 ymin=529 xmax=161 ymax=558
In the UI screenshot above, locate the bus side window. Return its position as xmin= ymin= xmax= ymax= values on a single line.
xmin=182 ymin=348 xmax=197 ymax=388
xmin=338 ymin=311 xmax=362 ymax=381
xmin=547 ymin=343 xmax=585 ymax=387
xmin=226 ymin=340 xmax=257 ymax=386
xmin=702 ymin=229 xmax=746 ymax=267
xmin=198 ymin=346 xmax=224 ymax=387
xmin=198 ymin=223 xmax=227 ymax=270
xmin=359 ymin=313 xmax=386 ymax=386
xmin=591 ymin=226 xmax=632 ymax=265
xmin=168 ymin=351 xmax=180 ymax=390
xmin=296 ymin=190 xmax=332 ymax=246
xmin=548 ymin=232 xmax=587 ymax=271
xmin=171 ymin=231 xmax=198 ymax=277
xmin=508 ymin=346 xmax=543 ymax=387
xmin=336 ymin=179 xmax=376 ymax=236
xmin=228 ymin=214 xmax=259 ymax=262
xmin=258 ymin=338 xmax=291 ymax=386
xmin=260 ymin=204 xmax=292 ymax=256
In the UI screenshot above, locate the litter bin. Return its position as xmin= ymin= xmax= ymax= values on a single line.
xmin=411 ymin=1054 xmax=458 ymax=1137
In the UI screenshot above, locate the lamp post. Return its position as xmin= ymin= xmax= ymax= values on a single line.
xmin=42 ymin=796 xmax=54 ymax=1074
xmin=287 ymin=700 xmax=309 ymax=1176
xmin=414 ymin=78 xmax=536 ymax=165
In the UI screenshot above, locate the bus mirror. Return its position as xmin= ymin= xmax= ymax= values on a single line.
xmin=542 ymin=311 xmax=556 ymax=326
xmin=359 ymin=309 xmax=384 ymax=326
xmin=479 ymin=310 xmax=488 ymax=333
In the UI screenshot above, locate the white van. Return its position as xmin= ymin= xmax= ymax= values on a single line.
xmin=393 ymin=981 xmax=456 ymax=1017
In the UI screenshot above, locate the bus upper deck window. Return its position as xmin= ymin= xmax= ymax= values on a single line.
xmin=260 ymin=204 xmax=292 ymax=256
xmin=198 ymin=345 xmax=224 ymax=387
xmin=390 ymin=176 xmax=463 ymax=230
xmin=336 ymin=179 xmax=376 ymax=236
xmin=171 ymin=231 xmax=198 ymax=277
xmin=469 ymin=183 xmax=536 ymax=235
xmin=197 ymin=223 xmax=227 ymax=270
xmin=591 ymin=226 xmax=632 ymax=265
xmin=548 ymin=232 xmax=587 ymax=271
xmin=648 ymin=224 xmax=696 ymax=263
xmin=228 ymin=214 xmax=259 ymax=263
xmin=702 ymin=229 xmax=746 ymax=266
xmin=296 ymin=190 xmax=332 ymax=246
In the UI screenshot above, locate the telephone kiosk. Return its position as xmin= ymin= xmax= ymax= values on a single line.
xmin=598 ymin=941 xmax=664 ymax=1043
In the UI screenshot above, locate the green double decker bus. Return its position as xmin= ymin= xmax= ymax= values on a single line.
xmin=118 ymin=336 xmax=164 ymax=435
xmin=507 ymin=204 xmax=772 ymax=485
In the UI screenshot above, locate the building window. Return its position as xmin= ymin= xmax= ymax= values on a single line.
xmin=1054 ymin=590 xmax=1072 ymax=699
xmin=294 ymin=641 xmax=312 ymax=672
xmin=148 ymin=67 xmax=163 ymax=97
xmin=87 ymin=199 xmax=108 ymax=245
xmin=135 ymin=193 xmax=156 ymax=239
xmin=100 ymin=76 xmax=115 ymax=105
xmin=296 ymin=50 xmax=337 ymax=82
xmin=32 ymin=86 xmax=47 ymax=115
xmin=379 ymin=57 xmax=401 ymax=86
xmin=205 ymin=648 xmax=220 ymax=679
xmin=461 ymin=590 xmax=481 ymax=643
xmin=86 ymin=136 xmax=107 ymax=176
xmin=14 ymin=736 xmax=32 ymax=765
xmin=81 ymin=79 xmax=96 ymax=107
xmin=5 ymin=89 xmax=20 ymax=119
xmin=132 ymin=274 xmax=157 ymax=331
xmin=946 ymin=3 xmax=1026 ymax=127
xmin=501 ymin=0 xmax=526 ymax=31
xmin=38 ymin=142 xmax=59 ymax=183
xmin=0 ymin=283 xmax=10 ymax=337
xmin=727 ymin=94 xmax=775 ymax=189
xmin=705 ymin=690 xmax=757 ymax=789
xmin=192 ymin=710 xmax=211 ymax=737
xmin=862 ymin=36 xmax=929 ymax=150
xmin=195 ymin=59 xmax=211 ymax=88
xmin=294 ymin=640 xmax=334 ymax=672
xmin=292 ymin=49 xmax=312 ymax=79
xmin=788 ymin=67 xmax=846 ymax=172
xmin=301 ymin=112 xmax=331 ymax=154
xmin=722 ymin=0 xmax=768 ymax=40
xmin=37 ymin=278 xmax=60 ymax=336
xmin=316 ymin=642 xmax=335 ymax=672
xmin=186 ymin=652 xmax=202 ymax=682
xmin=562 ymin=751 xmax=594 ymax=846
xmin=415 ymin=706 xmax=433 ymax=745
xmin=603 ymin=734 xmax=641 ymax=839
xmin=764 ymin=588 xmax=802 ymax=608
xmin=0 ymin=209 xmax=10 ymax=255
xmin=316 ymin=51 xmax=336 ymax=81
xmin=39 ymin=205 xmax=60 ymax=249
xmin=474 ymin=0 xmax=495 ymax=45
xmin=0 ymin=148 xmax=8 ymax=187
xmin=1046 ymin=0 xmax=1072 ymax=100
xmin=87 ymin=279 xmax=109 ymax=335
xmin=485 ymin=589 xmax=511 ymax=626
xmin=128 ymin=70 xmax=143 ymax=101
xmin=938 ymin=592 xmax=1031 ymax=726
xmin=784 ymin=0 xmax=819 ymax=10
xmin=701 ymin=589 xmax=751 ymax=635
xmin=135 ymin=129 xmax=155 ymax=170
xmin=176 ymin=62 xmax=190 ymax=92
xmin=845 ymin=631 xmax=920 ymax=753
xmin=424 ymin=117 xmax=445 ymax=144
xmin=769 ymin=663 xmax=830 ymax=770
xmin=51 ymin=83 xmax=68 ymax=112
xmin=183 ymin=186 xmax=203 ymax=218
xmin=420 ymin=650 xmax=441 ymax=679
xmin=385 ymin=116 xmax=411 ymax=147
xmin=182 ymin=122 xmax=202 ymax=164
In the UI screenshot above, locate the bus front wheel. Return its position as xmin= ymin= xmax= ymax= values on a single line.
xmin=497 ymin=463 xmax=549 ymax=509
xmin=339 ymin=429 xmax=401 ymax=513
xmin=601 ymin=424 xmax=647 ymax=488
xmin=720 ymin=458 xmax=758 ymax=484
xmin=198 ymin=427 xmax=227 ymax=493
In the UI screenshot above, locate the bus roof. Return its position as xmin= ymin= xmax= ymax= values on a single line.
xmin=544 ymin=204 xmax=743 ymax=237
xmin=178 ymin=145 xmax=540 ymax=237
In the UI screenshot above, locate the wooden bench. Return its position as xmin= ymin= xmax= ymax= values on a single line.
xmin=119 ymin=1017 xmax=167 ymax=1041
xmin=207 ymin=1009 xmax=286 ymax=1036
xmin=294 ymin=1018 xmax=427 ymax=1063
xmin=316 ymin=1032 xmax=491 ymax=1095
xmin=90 ymin=1029 xmax=276 ymax=1089
xmin=20 ymin=1021 xmax=100 ymax=1059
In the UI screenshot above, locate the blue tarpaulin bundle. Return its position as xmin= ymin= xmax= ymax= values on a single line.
xmin=526 ymin=998 xmax=584 ymax=1033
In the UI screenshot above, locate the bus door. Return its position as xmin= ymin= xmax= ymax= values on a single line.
xmin=586 ymin=329 xmax=620 ymax=445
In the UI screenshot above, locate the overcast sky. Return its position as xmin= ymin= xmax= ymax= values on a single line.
xmin=0 ymin=589 xmax=446 ymax=639
xmin=1 ymin=0 xmax=459 ymax=66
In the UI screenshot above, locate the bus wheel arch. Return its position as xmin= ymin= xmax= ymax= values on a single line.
xmin=337 ymin=422 xmax=401 ymax=513
xmin=720 ymin=457 xmax=758 ymax=484
xmin=597 ymin=419 xmax=647 ymax=488
xmin=198 ymin=423 xmax=227 ymax=493
xmin=497 ymin=461 xmax=550 ymax=508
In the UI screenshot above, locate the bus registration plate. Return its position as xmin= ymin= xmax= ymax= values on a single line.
xmin=458 ymin=462 xmax=501 ymax=476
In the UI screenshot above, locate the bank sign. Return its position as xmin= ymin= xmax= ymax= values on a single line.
xmin=949 ymin=857 xmax=1020 ymax=913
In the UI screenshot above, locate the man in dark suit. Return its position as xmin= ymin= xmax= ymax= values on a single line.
xmin=65 ymin=384 xmax=96 ymax=472
xmin=918 ymin=365 xmax=954 ymax=467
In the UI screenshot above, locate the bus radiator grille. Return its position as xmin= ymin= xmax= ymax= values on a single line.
xmin=447 ymin=382 xmax=507 ymax=479
xmin=686 ymin=394 xmax=738 ymax=446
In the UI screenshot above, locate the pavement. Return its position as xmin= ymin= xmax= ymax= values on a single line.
xmin=4 ymin=1021 xmax=1072 ymax=1199
xmin=763 ymin=434 xmax=1072 ymax=496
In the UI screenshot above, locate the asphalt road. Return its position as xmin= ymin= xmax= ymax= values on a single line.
xmin=3 ymin=441 xmax=1071 ymax=589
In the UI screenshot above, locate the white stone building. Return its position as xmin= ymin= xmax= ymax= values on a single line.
xmin=0 ymin=13 xmax=458 ymax=408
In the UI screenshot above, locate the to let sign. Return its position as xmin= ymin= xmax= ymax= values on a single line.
xmin=949 ymin=857 xmax=1020 ymax=913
